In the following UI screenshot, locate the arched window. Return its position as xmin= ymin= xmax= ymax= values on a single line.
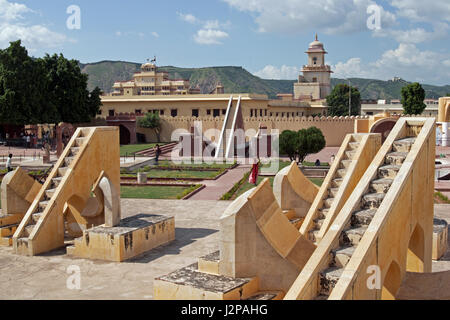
xmin=313 ymin=57 xmax=317 ymax=65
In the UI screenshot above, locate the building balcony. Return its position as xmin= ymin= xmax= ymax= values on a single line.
xmin=301 ymin=65 xmax=332 ymax=72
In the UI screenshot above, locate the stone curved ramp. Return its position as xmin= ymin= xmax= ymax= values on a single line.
xmin=397 ymin=271 xmax=450 ymax=300
xmin=247 ymin=179 xmax=316 ymax=270
xmin=273 ymin=161 xmax=319 ymax=219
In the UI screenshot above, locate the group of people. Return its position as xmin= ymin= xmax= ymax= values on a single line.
xmin=19 ymin=132 xmax=38 ymax=149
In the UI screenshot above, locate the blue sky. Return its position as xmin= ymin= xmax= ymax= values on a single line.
xmin=0 ymin=0 xmax=449 ymax=85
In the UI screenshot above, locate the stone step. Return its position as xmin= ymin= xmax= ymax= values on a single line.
xmin=64 ymin=157 xmax=75 ymax=166
xmin=340 ymin=159 xmax=353 ymax=169
xmin=319 ymin=267 xmax=344 ymax=296
xmin=75 ymin=137 xmax=85 ymax=147
xmin=336 ymin=168 xmax=347 ymax=178
xmin=340 ymin=226 xmax=368 ymax=246
xmin=314 ymin=217 xmax=325 ymax=229
xmin=23 ymin=224 xmax=35 ymax=237
xmin=32 ymin=212 xmax=42 ymax=224
xmin=385 ymin=152 xmax=408 ymax=165
xmin=345 ymin=150 xmax=357 ymax=160
xmin=331 ymin=178 xmax=343 ymax=188
xmin=323 ymin=197 xmax=335 ymax=209
xmin=52 ymin=177 xmax=63 ymax=187
xmin=351 ymin=209 xmax=377 ymax=227
xmin=317 ymin=208 xmax=329 ymax=220
xmin=348 ymin=142 xmax=360 ymax=150
xmin=329 ymin=188 xmax=340 ymax=198
xmin=308 ymin=229 xmax=320 ymax=242
xmin=45 ymin=188 xmax=56 ymax=199
xmin=370 ymin=178 xmax=393 ymax=194
xmin=378 ymin=164 xmax=401 ymax=179
xmin=70 ymin=147 xmax=80 ymax=155
xmin=362 ymin=193 xmax=385 ymax=209
xmin=39 ymin=200 xmax=49 ymax=211
xmin=333 ymin=246 xmax=356 ymax=268
xmin=392 ymin=137 xmax=416 ymax=153
xmin=58 ymin=167 xmax=69 ymax=176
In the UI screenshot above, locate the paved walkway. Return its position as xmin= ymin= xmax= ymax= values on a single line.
xmin=189 ymin=164 xmax=252 ymax=200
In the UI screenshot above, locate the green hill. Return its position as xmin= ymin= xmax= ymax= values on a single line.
xmin=80 ymin=60 xmax=449 ymax=100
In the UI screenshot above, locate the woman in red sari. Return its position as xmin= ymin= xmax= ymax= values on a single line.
xmin=249 ymin=158 xmax=260 ymax=185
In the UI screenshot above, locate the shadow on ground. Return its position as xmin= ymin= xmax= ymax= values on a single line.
xmin=124 ymin=227 xmax=218 ymax=264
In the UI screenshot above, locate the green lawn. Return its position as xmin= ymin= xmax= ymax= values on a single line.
xmin=120 ymin=143 xmax=164 ymax=156
xmin=124 ymin=169 xmax=222 ymax=179
xmin=151 ymin=160 xmax=235 ymax=170
xmin=120 ymin=185 xmax=200 ymax=199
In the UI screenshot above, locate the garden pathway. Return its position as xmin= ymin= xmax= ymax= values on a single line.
xmin=189 ymin=164 xmax=252 ymax=200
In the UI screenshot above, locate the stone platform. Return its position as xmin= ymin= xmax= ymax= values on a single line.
xmin=67 ymin=213 xmax=175 ymax=262
xmin=154 ymin=261 xmax=283 ymax=300
xmin=154 ymin=250 xmax=284 ymax=300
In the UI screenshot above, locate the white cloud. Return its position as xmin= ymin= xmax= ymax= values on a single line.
xmin=0 ymin=0 xmax=31 ymax=21
xmin=253 ymin=65 xmax=299 ymax=80
xmin=372 ymin=22 xmax=449 ymax=44
xmin=332 ymin=43 xmax=450 ymax=84
xmin=151 ymin=31 xmax=159 ymax=38
xmin=332 ymin=58 xmax=371 ymax=79
xmin=115 ymin=31 xmax=122 ymax=37
xmin=177 ymin=12 xmax=197 ymax=24
xmin=178 ymin=12 xmax=231 ymax=45
xmin=0 ymin=0 xmax=69 ymax=51
xmin=194 ymin=29 xmax=229 ymax=45
xmin=390 ymin=0 xmax=450 ymax=23
xmin=0 ymin=23 xmax=69 ymax=50
xmin=223 ymin=0 xmax=396 ymax=35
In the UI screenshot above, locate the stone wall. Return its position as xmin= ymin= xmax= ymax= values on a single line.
xmin=137 ymin=115 xmax=370 ymax=147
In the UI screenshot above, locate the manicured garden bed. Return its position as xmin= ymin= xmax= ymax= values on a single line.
xmin=120 ymin=184 xmax=202 ymax=200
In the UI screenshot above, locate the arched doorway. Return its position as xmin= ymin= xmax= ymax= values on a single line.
xmin=381 ymin=260 xmax=402 ymax=300
xmin=370 ymin=119 xmax=397 ymax=143
xmin=406 ymin=224 xmax=425 ymax=272
xmin=119 ymin=125 xmax=131 ymax=145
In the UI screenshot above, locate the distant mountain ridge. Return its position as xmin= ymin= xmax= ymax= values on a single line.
xmin=79 ymin=60 xmax=450 ymax=100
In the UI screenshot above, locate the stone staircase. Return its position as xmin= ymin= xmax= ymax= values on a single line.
xmin=135 ymin=142 xmax=177 ymax=157
xmin=308 ymin=139 xmax=361 ymax=243
xmin=14 ymin=133 xmax=89 ymax=254
xmin=314 ymin=136 xmax=415 ymax=299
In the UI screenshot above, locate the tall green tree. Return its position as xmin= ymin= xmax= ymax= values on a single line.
xmin=296 ymin=127 xmax=326 ymax=163
xmin=40 ymin=53 xmax=102 ymax=124
xmin=138 ymin=112 xmax=161 ymax=142
xmin=326 ymin=83 xmax=361 ymax=116
xmin=401 ymin=82 xmax=426 ymax=115
xmin=279 ymin=127 xmax=326 ymax=164
xmin=279 ymin=130 xmax=299 ymax=161
xmin=0 ymin=40 xmax=51 ymax=125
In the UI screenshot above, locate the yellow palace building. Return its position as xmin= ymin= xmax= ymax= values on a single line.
xmin=99 ymin=36 xmax=332 ymax=144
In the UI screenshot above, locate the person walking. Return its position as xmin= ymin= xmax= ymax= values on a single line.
xmin=6 ymin=154 xmax=13 ymax=172
xmin=155 ymin=144 xmax=161 ymax=165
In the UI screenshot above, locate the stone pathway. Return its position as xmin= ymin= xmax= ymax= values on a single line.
xmin=189 ymin=164 xmax=252 ymax=200
xmin=0 ymin=199 xmax=230 ymax=300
